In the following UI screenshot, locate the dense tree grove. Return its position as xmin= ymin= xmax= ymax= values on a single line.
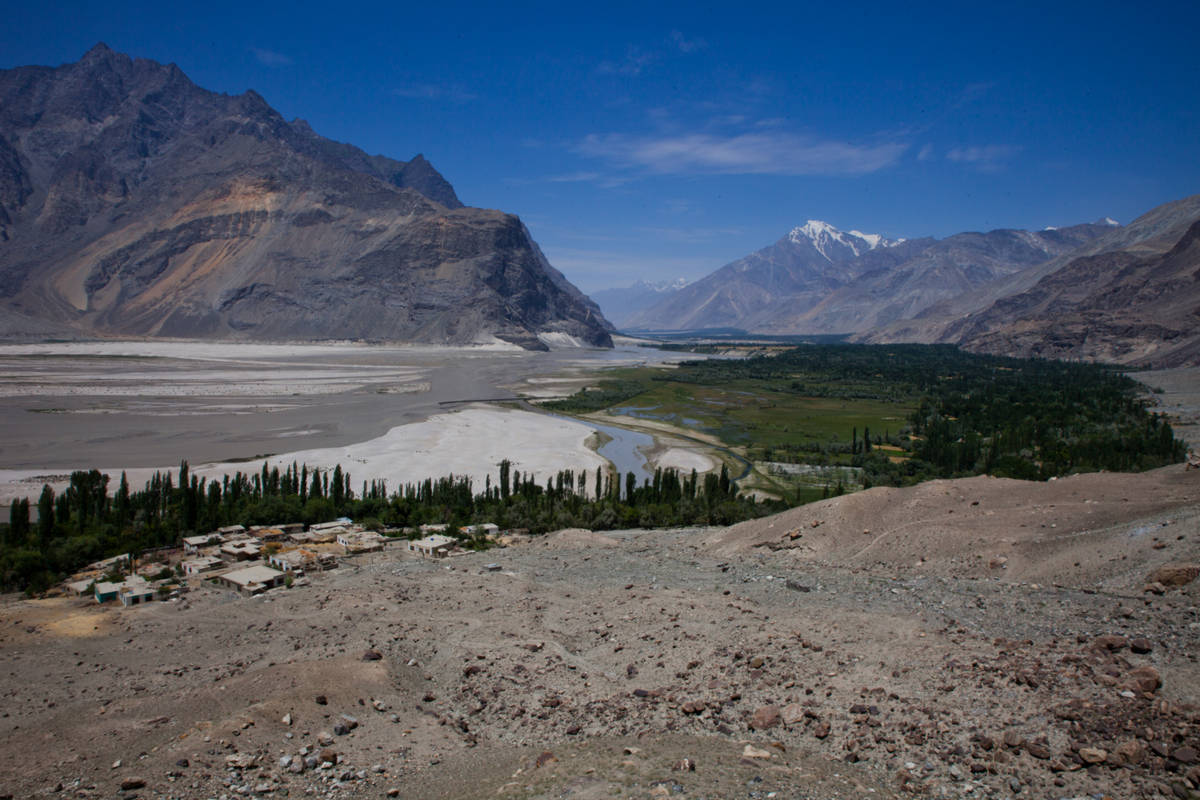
xmin=0 ymin=344 xmax=1185 ymax=594
xmin=550 ymin=343 xmax=1186 ymax=488
xmin=0 ymin=457 xmax=766 ymax=593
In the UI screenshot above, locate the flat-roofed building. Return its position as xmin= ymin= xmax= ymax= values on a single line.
xmin=183 ymin=534 xmax=223 ymax=554
xmin=409 ymin=534 xmax=456 ymax=558
xmin=337 ymin=531 xmax=387 ymax=552
xmin=182 ymin=556 xmax=223 ymax=575
xmin=218 ymin=564 xmax=286 ymax=595
xmin=220 ymin=539 xmax=263 ymax=562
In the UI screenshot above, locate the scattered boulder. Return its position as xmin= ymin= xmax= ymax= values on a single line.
xmin=1146 ymin=563 xmax=1200 ymax=587
xmin=780 ymin=703 xmax=806 ymax=726
xmin=315 ymin=695 xmax=328 ymax=706
xmin=1129 ymin=637 xmax=1154 ymax=654
xmin=362 ymin=649 xmax=383 ymax=661
xmin=1079 ymin=747 xmax=1107 ymax=764
xmin=119 ymin=778 xmax=146 ymax=791
xmin=750 ymin=705 xmax=781 ymax=730
xmin=1124 ymin=665 xmax=1162 ymax=693
xmin=1092 ymin=634 xmax=1128 ymax=651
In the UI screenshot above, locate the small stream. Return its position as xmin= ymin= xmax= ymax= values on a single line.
xmin=540 ymin=411 xmax=656 ymax=486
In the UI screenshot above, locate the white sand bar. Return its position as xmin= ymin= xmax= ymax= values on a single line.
xmin=0 ymin=406 xmax=609 ymax=503
xmin=653 ymin=448 xmax=716 ymax=474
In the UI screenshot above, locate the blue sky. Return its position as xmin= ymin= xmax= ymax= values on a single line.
xmin=4 ymin=1 xmax=1198 ymax=293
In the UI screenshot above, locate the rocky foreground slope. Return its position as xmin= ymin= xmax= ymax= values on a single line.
xmin=0 ymin=464 xmax=1197 ymax=799
xmin=0 ymin=45 xmax=611 ymax=349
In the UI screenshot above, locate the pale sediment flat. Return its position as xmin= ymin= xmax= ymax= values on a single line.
xmin=652 ymin=446 xmax=717 ymax=473
xmin=0 ymin=406 xmax=606 ymax=503
xmin=0 ymin=341 xmax=710 ymax=504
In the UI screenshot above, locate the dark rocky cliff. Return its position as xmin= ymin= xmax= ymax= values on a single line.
xmin=0 ymin=44 xmax=612 ymax=348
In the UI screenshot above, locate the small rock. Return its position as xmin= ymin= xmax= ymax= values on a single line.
xmin=119 ymin=778 xmax=146 ymax=790
xmin=1124 ymin=665 xmax=1162 ymax=693
xmin=362 ymin=649 xmax=383 ymax=661
xmin=282 ymin=712 xmax=292 ymax=726
xmin=742 ymin=744 xmax=773 ymax=759
xmin=319 ymin=748 xmax=338 ymax=765
xmin=1024 ymin=742 xmax=1051 ymax=760
xmin=315 ymin=695 xmax=328 ymax=706
xmin=1173 ymin=746 xmax=1198 ymax=764
xmin=1092 ymin=634 xmax=1128 ymax=651
xmin=1129 ymin=637 xmax=1153 ymax=654
xmin=1079 ymin=747 xmax=1107 ymax=764
xmin=748 ymin=656 xmax=765 ymax=669
xmin=780 ymin=703 xmax=806 ymax=726
xmin=535 ymin=751 xmax=557 ymax=768
xmin=750 ymin=705 xmax=781 ymax=730
xmin=813 ymin=720 xmax=831 ymax=739
xmin=672 ymin=758 xmax=696 ymax=771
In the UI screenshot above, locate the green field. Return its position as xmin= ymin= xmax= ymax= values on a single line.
xmin=544 ymin=343 xmax=1186 ymax=498
xmin=608 ymin=381 xmax=910 ymax=454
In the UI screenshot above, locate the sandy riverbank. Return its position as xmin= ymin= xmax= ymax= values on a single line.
xmin=0 ymin=406 xmax=614 ymax=503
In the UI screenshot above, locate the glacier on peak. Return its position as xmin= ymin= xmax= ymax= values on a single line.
xmin=788 ymin=219 xmax=895 ymax=261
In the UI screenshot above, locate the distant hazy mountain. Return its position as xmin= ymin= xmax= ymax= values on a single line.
xmin=590 ymin=278 xmax=689 ymax=329
xmin=622 ymin=221 xmax=909 ymax=331
xmin=933 ymin=196 xmax=1200 ymax=367
xmin=624 ymin=218 xmax=1114 ymax=335
xmin=0 ymin=44 xmax=612 ymax=349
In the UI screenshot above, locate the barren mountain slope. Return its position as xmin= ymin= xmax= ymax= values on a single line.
xmin=1 ymin=464 xmax=1197 ymax=800
xmin=951 ymin=220 xmax=1200 ymax=367
xmin=864 ymin=194 xmax=1200 ymax=349
xmin=0 ymin=45 xmax=611 ymax=348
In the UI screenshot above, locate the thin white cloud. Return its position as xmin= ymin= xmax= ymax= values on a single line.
xmin=545 ymin=171 xmax=604 ymax=183
xmin=393 ymin=84 xmax=477 ymax=103
xmin=577 ymin=131 xmax=907 ymax=176
xmin=251 ymin=47 xmax=293 ymax=67
xmin=542 ymin=247 xmax=717 ymax=294
xmin=669 ymin=30 xmax=708 ymax=53
xmin=596 ymin=46 xmax=656 ymax=76
xmin=946 ymin=144 xmax=1020 ymax=171
xmin=636 ymin=225 xmax=744 ymax=244
xmin=917 ymin=143 xmax=935 ymax=161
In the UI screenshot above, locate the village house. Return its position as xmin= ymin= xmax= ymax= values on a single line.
xmin=183 ymin=533 xmax=223 ymax=554
xmin=87 ymin=553 xmax=131 ymax=573
xmin=182 ymin=555 xmax=223 ymax=576
xmin=217 ymin=524 xmax=247 ymax=537
xmin=217 ymin=564 xmax=286 ymax=596
xmin=94 ymin=574 xmax=150 ymax=604
xmin=219 ymin=539 xmax=263 ymax=562
xmin=418 ymin=523 xmax=449 ymax=534
xmin=266 ymin=548 xmax=336 ymax=573
xmin=408 ymin=534 xmax=456 ymax=558
xmin=119 ymin=581 xmax=156 ymax=607
xmin=336 ymin=530 xmax=387 ymax=553
xmin=461 ymin=522 xmax=500 ymax=537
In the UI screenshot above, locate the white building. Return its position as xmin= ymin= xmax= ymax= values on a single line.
xmin=182 ymin=556 xmax=223 ymax=576
xmin=408 ymin=534 xmax=456 ymax=558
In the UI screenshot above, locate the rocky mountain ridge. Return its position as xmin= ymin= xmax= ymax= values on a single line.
xmin=623 ymin=218 xmax=1113 ymax=334
xmin=0 ymin=44 xmax=612 ymax=349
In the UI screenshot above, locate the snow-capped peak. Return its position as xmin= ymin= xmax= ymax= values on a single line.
xmin=1099 ymin=216 xmax=1120 ymax=227
xmin=789 ymin=219 xmax=895 ymax=261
